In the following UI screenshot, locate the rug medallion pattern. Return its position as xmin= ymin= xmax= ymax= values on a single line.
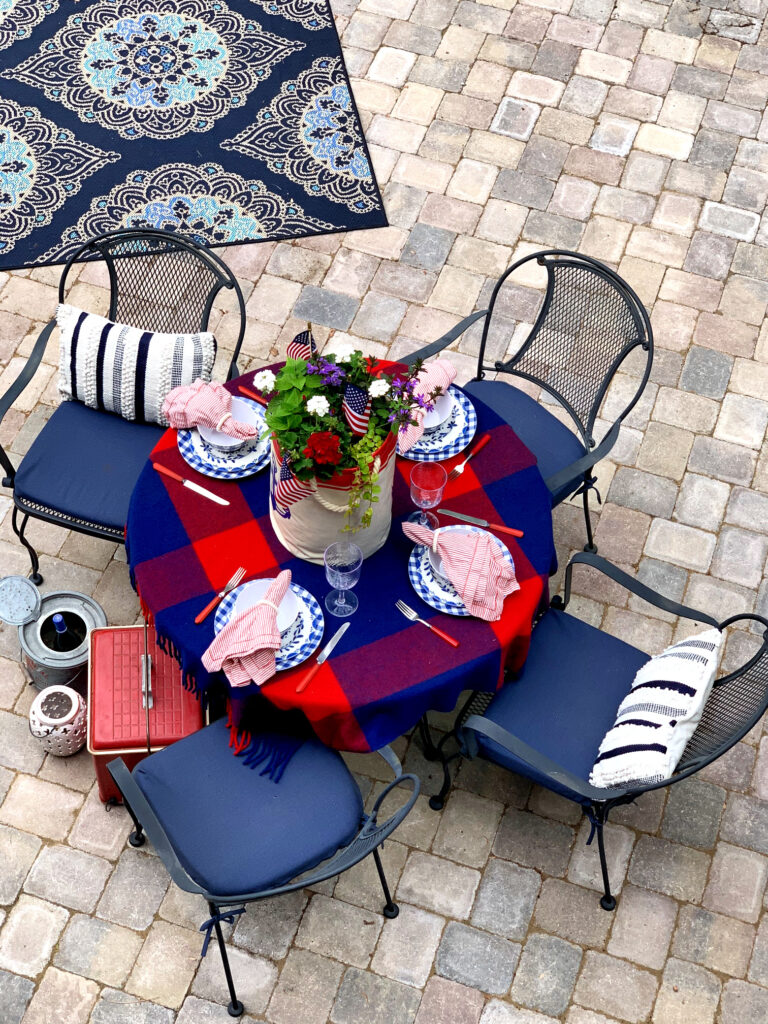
xmin=0 ymin=0 xmax=385 ymax=270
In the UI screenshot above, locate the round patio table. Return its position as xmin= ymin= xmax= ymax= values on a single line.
xmin=126 ymin=368 xmax=557 ymax=753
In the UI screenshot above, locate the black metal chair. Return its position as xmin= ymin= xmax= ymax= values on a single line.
xmin=108 ymin=718 xmax=419 ymax=1017
xmin=0 ymin=229 xmax=246 ymax=582
xmin=402 ymin=251 xmax=653 ymax=551
xmin=426 ymin=552 xmax=768 ymax=910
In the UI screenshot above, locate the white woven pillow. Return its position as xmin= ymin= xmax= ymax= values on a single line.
xmin=590 ymin=629 xmax=723 ymax=790
xmin=57 ymin=304 xmax=217 ymax=426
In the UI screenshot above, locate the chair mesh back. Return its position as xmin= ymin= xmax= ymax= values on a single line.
xmin=501 ymin=261 xmax=643 ymax=439
xmin=678 ymin=643 xmax=768 ymax=771
xmin=95 ymin=234 xmax=223 ymax=334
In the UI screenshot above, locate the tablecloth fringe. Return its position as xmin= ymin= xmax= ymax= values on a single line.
xmin=226 ymin=704 xmax=302 ymax=783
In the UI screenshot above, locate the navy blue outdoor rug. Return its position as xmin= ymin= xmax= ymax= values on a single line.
xmin=0 ymin=0 xmax=386 ymax=271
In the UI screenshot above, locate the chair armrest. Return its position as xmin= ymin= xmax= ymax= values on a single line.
xmin=562 ymin=552 xmax=719 ymax=627
xmin=543 ymin=420 xmax=621 ymax=496
xmin=398 ymin=309 xmax=489 ymax=366
xmin=461 ymin=714 xmax=628 ymax=802
xmin=367 ymin=772 xmax=420 ymax=835
xmin=0 ymin=319 xmax=56 ymax=486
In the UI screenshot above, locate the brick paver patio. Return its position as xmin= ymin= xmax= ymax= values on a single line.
xmin=2 ymin=1 xmax=768 ymax=1021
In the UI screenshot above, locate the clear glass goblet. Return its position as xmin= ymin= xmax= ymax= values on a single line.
xmin=408 ymin=462 xmax=447 ymax=531
xmin=324 ymin=542 xmax=363 ymax=617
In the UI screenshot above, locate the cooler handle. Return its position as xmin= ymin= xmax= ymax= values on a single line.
xmin=141 ymin=654 xmax=153 ymax=710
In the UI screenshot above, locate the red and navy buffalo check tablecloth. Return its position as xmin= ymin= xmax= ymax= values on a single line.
xmin=126 ymin=370 xmax=557 ymax=753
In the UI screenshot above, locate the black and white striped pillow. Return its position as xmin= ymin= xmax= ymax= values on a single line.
xmin=57 ymin=305 xmax=217 ymax=426
xmin=590 ymin=629 xmax=722 ymax=789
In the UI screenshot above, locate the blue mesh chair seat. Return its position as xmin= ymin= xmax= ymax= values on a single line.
xmin=132 ymin=719 xmax=364 ymax=896
xmin=108 ymin=717 xmax=419 ymax=1016
xmin=463 ymin=380 xmax=586 ymax=504
xmin=476 ymin=609 xmax=648 ymax=803
xmin=429 ymin=552 xmax=768 ymax=912
xmin=14 ymin=403 xmax=163 ymax=537
xmin=0 ymin=228 xmax=247 ymax=583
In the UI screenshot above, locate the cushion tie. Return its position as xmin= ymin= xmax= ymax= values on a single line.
xmin=198 ymin=907 xmax=246 ymax=956
xmin=216 ymin=412 xmax=232 ymax=432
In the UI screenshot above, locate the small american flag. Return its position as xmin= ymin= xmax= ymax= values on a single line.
xmin=286 ymin=325 xmax=317 ymax=361
xmin=342 ymin=381 xmax=371 ymax=435
xmin=271 ymin=451 xmax=314 ymax=517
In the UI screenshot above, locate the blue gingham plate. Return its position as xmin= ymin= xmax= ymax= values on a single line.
xmin=397 ymin=387 xmax=477 ymax=461
xmin=214 ymin=581 xmax=324 ymax=671
xmin=407 ymin=525 xmax=514 ymax=617
xmin=177 ymin=398 xmax=269 ymax=480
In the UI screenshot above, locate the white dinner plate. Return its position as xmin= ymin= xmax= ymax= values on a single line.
xmin=231 ymin=579 xmax=300 ymax=633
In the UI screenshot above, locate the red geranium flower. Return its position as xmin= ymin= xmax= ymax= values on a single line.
xmin=303 ymin=431 xmax=342 ymax=465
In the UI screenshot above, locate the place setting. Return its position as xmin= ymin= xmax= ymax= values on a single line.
xmin=396 ymin=358 xmax=478 ymax=463
xmin=193 ymin=540 xmax=364 ymax=700
xmin=399 ymin=457 xmax=522 ymax=623
xmin=162 ymin=379 xmax=271 ymax=483
xmin=177 ymin=395 xmax=270 ymax=480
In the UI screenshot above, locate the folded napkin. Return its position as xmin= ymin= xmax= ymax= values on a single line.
xmin=398 ymin=358 xmax=457 ymax=453
xmin=202 ymin=571 xmax=292 ymax=687
xmin=162 ymin=379 xmax=258 ymax=440
xmin=403 ymin=523 xmax=519 ymax=621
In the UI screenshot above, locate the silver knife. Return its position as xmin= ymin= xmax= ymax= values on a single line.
xmin=295 ymin=622 xmax=350 ymax=692
xmin=152 ymin=463 xmax=230 ymax=506
xmin=437 ymin=508 xmax=523 ymax=538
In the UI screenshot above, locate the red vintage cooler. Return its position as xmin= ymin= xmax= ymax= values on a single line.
xmin=88 ymin=624 xmax=204 ymax=803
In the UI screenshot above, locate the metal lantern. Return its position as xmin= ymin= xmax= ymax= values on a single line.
xmin=29 ymin=686 xmax=87 ymax=756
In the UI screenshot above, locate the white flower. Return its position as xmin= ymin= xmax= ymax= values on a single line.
xmin=369 ymin=379 xmax=390 ymax=398
xmin=325 ymin=340 xmax=357 ymax=363
xmin=251 ymin=369 xmax=276 ymax=392
xmin=307 ymin=395 xmax=331 ymax=417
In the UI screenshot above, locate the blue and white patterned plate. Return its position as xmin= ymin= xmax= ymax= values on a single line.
xmin=177 ymin=398 xmax=269 ymax=480
xmin=397 ymin=387 xmax=477 ymax=462
xmin=214 ymin=581 xmax=324 ymax=672
xmin=407 ymin=525 xmax=514 ymax=617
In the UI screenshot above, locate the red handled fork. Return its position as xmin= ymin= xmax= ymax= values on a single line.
xmin=447 ymin=433 xmax=491 ymax=481
xmin=396 ymin=599 xmax=459 ymax=648
xmin=195 ymin=567 xmax=246 ymax=625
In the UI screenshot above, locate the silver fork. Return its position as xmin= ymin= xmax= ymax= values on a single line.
xmin=395 ymin=599 xmax=460 ymax=648
xmin=447 ymin=432 xmax=491 ymax=481
xmin=195 ymin=566 xmax=246 ymax=624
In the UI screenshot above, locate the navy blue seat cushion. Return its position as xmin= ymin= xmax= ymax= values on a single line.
xmin=133 ymin=719 xmax=364 ymax=897
xmin=463 ymin=380 xmax=586 ymax=503
xmin=475 ymin=609 xmax=649 ymax=803
xmin=14 ymin=402 xmax=163 ymax=533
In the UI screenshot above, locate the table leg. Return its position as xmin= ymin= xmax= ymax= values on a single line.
xmin=418 ymin=715 xmax=440 ymax=761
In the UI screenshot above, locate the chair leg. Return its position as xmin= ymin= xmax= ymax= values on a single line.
xmin=209 ymin=901 xmax=244 ymax=1018
xmin=12 ymin=508 xmax=43 ymax=584
xmin=429 ymin=744 xmax=458 ymax=812
xmin=418 ymin=715 xmax=440 ymax=762
xmin=593 ymin=810 xmax=616 ymax=911
xmin=373 ymin=847 xmax=399 ymax=919
xmin=582 ymin=477 xmax=597 ymax=554
xmin=122 ymin=795 xmax=146 ymax=847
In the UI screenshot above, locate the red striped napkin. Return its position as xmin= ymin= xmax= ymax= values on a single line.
xmin=163 ymin=380 xmax=258 ymax=439
xmin=402 ymin=523 xmax=519 ymax=621
xmin=202 ymin=571 xmax=292 ymax=687
xmin=398 ymin=359 xmax=457 ymax=453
